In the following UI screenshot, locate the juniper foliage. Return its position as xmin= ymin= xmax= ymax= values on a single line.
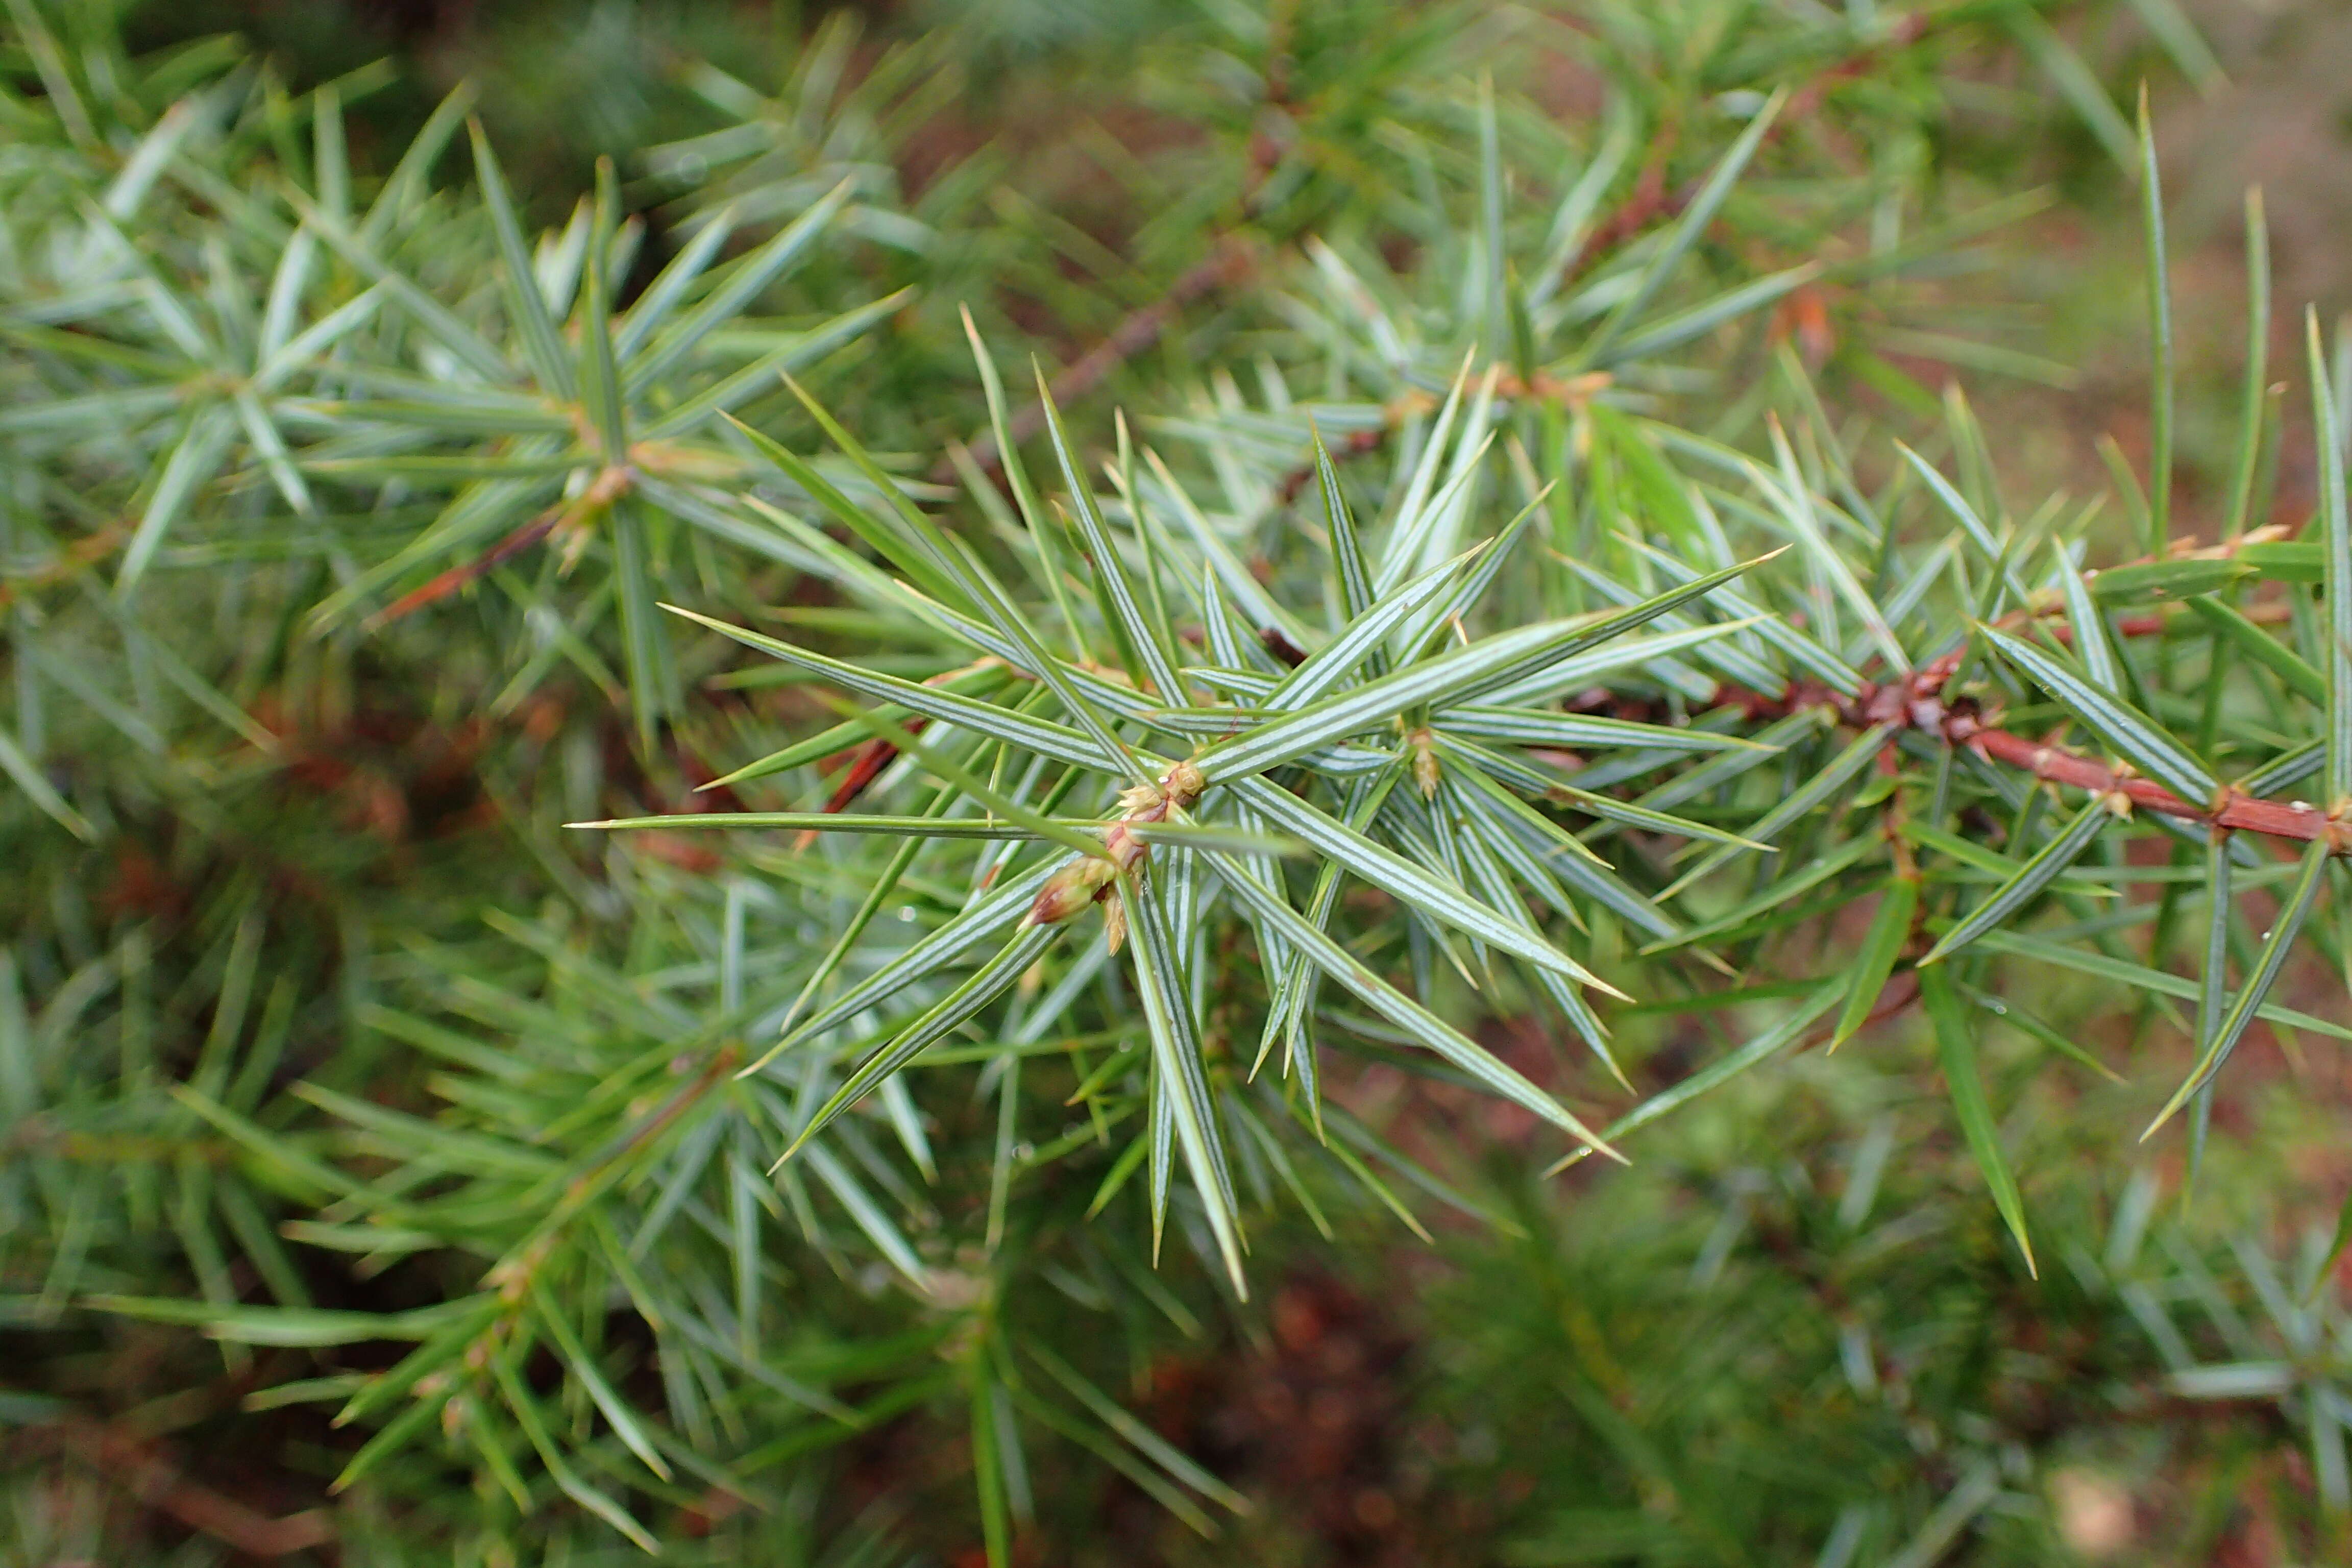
xmin=3 ymin=0 xmax=2348 ymax=1561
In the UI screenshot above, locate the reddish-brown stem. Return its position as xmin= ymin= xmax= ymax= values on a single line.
xmin=1555 ymin=13 xmax=1934 ymax=291
xmin=1560 ymin=122 xmax=1681 ymax=288
xmin=39 ymin=1415 xmax=333 ymax=1557
xmin=794 ymin=725 xmax=923 ymax=850
xmin=950 ymin=235 xmax=1259 ymax=484
xmin=369 ymin=506 xmax=569 ymax=627
xmin=1956 ymin=721 xmax=2336 ymax=843
xmin=367 ymin=464 xmax=632 ymax=629
xmin=1717 ymin=666 xmax=2346 ymax=848
xmin=793 ymin=661 xmax=1008 ymax=833
xmin=0 ymin=522 xmax=127 ymax=614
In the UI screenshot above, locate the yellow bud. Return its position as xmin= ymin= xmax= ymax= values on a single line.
xmin=1406 ymin=726 xmax=1441 ymax=799
xmin=1102 ymin=890 xmax=1129 ymax=956
xmin=1164 ymin=760 xmax=1206 ymax=808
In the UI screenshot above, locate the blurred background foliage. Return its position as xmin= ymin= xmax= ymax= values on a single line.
xmin=4 ymin=0 xmax=2351 ymax=1564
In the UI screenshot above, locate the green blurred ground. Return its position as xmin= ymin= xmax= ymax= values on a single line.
xmin=10 ymin=2 xmax=2349 ymax=1562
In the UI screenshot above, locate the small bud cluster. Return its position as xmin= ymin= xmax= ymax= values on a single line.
xmin=1026 ymin=761 xmax=1208 ymax=950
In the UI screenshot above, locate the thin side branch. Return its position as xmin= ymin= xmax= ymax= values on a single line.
xmin=1721 ymin=663 xmax=2347 ymax=848
xmin=949 ymin=235 xmax=1259 ymax=483
xmin=36 ymin=1414 xmax=333 ymax=1558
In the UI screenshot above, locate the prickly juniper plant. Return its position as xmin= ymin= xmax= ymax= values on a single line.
xmin=5 ymin=0 xmax=2350 ymax=1560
